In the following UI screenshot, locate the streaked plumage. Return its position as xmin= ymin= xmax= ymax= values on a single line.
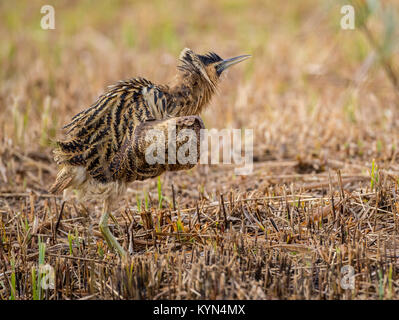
xmin=49 ymin=48 xmax=251 ymax=256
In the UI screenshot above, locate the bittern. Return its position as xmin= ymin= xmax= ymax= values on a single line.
xmin=49 ymin=48 xmax=251 ymax=256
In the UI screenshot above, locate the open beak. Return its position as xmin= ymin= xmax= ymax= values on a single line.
xmin=216 ymin=54 xmax=251 ymax=75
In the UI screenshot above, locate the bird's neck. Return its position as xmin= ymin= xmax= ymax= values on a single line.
xmin=168 ymin=73 xmax=216 ymax=117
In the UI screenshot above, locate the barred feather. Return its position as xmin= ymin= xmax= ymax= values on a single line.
xmin=50 ymin=48 xmax=224 ymax=197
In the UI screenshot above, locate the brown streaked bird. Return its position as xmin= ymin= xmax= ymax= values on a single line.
xmin=49 ymin=48 xmax=251 ymax=256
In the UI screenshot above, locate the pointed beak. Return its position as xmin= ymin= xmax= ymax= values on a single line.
xmin=216 ymin=54 xmax=251 ymax=75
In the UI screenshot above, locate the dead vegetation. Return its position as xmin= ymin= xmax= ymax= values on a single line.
xmin=1 ymin=0 xmax=399 ymax=299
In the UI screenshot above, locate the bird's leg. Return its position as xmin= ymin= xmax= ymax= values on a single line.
xmin=99 ymin=199 xmax=126 ymax=257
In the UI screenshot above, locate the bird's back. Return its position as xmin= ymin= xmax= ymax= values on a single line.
xmin=50 ymin=77 xmax=163 ymax=195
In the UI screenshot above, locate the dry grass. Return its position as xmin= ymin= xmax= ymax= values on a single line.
xmin=1 ymin=0 xmax=399 ymax=300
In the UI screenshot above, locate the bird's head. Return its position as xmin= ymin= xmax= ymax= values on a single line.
xmin=177 ymin=48 xmax=251 ymax=88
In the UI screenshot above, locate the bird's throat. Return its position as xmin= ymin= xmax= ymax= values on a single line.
xmin=169 ymin=75 xmax=216 ymax=116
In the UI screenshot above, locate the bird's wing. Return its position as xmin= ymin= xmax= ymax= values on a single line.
xmin=55 ymin=78 xmax=162 ymax=183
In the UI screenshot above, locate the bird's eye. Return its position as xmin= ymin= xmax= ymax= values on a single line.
xmin=215 ymin=65 xmax=222 ymax=76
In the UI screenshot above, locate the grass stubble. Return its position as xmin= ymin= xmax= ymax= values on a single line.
xmin=1 ymin=0 xmax=399 ymax=299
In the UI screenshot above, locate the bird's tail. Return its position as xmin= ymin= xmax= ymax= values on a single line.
xmin=48 ymin=166 xmax=74 ymax=195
